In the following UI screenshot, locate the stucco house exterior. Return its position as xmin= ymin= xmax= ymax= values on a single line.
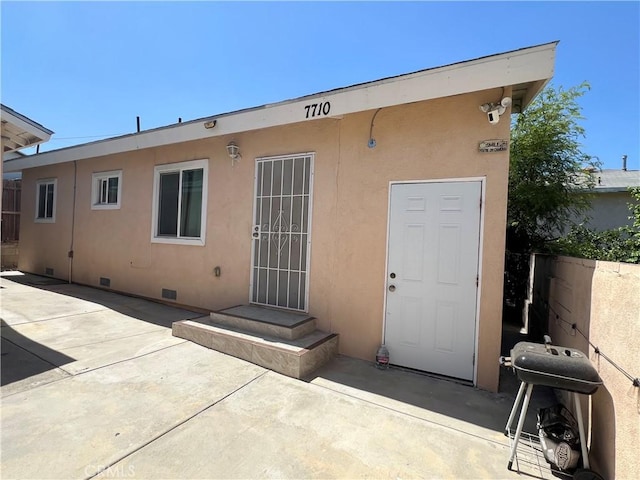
xmin=1 ymin=104 xmax=54 ymax=267
xmin=582 ymin=165 xmax=640 ymax=231
xmin=4 ymin=42 xmax=557 ymax=392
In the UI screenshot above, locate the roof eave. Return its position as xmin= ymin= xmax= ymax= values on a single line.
xmin=1 ymin=104 xmax=54 ymax=155
xmin=4 ymin=41 xmax=557 ymax=173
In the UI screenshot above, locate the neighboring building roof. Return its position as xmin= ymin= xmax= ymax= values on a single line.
xmin=591 ymin=169 xmax=640 ymax=193
xmin=4 ymin=41 xmax=558 ymax=173
xmin=1 ymin=104 xmax=54 ymax=153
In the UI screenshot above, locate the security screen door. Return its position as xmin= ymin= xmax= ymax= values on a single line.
xmin=250 ymin=154 xmax=314 ymax=311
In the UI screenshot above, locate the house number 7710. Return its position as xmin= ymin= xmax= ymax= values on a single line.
xmin=304 ymin=102 xmax=331 ymax=119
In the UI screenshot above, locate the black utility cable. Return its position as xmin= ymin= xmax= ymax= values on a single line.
xmin=546 ymin=302 xmax=640 ymax=388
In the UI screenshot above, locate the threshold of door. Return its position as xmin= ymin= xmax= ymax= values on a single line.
xmin=388 ymin=364 xmax=474 ymax=387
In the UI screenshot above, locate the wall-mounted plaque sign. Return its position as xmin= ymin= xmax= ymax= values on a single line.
xmin=479 ymin=139 xmax=508 ymax=153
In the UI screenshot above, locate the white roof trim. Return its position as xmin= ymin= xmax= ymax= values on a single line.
xmin=4 ymin=42 xmax=557 ymax=172
xmin=2 ymin=150 xmax=26 ymax=161
xmin=1 ymin=105 xmax=53 ymax=154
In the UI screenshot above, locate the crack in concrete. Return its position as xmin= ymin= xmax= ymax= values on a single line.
xmin=310 ymin=380 xmax=511 ymax=450
xmin=82 ymin=370 xmax=269 ymax=480
xmin=0 ymin=337 xmax=189 ymax=398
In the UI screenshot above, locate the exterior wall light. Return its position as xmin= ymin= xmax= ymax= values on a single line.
xmin=226 ymin=141 xmax=241 ymax=165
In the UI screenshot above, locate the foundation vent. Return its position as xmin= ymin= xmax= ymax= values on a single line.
xmin=45 ymin=267 xmax=54 ymax=276
xmin=100 ymin=277 xmax=111 ymax=287
xmin=162 ymin=288 xmax=177 ymax=301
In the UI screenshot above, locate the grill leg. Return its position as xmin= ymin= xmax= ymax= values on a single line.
xmin=573 ymin=392 xmax=590 ymax=469
xmin=508 ymin=383 xmax=534 ymax=471
xmin=505 ymin=381 xmax=527 ymax=436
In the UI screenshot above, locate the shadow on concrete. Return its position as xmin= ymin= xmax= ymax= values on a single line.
xmin=1 ymin=320 xmax=75 ymax=386
xmin=308 ymin=358 xmax=557 ymax=437
xmin=3 ymin=272 xmax=558 ymax=437
xmin=1 ymin=271 xmax=204 ymax=329
xmin=306 ymin=322 xmax=557 ymax=437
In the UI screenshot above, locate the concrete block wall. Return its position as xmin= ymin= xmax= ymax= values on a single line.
xmin=530 ymin=254 xmax=640 ymax=479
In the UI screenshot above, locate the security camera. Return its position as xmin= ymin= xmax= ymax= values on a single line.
xmin=487 ymin=108 xmax=501 ymax=125
xmin=480 ymin=96 xmax=512 ymax=124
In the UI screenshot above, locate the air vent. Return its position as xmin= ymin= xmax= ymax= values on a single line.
xmin=100 ymin=277 xmax=111 ymax=287
xmin=162 ymin=288 xmax=177 ymax=300
xmin=45 ymin=267 xmax=54 ymax=276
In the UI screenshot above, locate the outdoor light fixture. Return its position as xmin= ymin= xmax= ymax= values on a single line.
xmin=226 ymin=141 xmax=241 ymax=165
xmin=203 ymin=120 xmax=217 ymax=129
xmin=479 ymin=96 xmax=512 ymax=125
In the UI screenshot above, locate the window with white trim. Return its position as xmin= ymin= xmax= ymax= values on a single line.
xmin=151 ymin=159 xmax=208 ymax=246
xmin=35 ymin=179 xmax=57 ymax=223
xmin=92 ymin=170 xmax=122 ymax=210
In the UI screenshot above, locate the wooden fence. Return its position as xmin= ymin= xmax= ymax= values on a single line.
xmin=2 ymin=179 xmax=21 ymax=242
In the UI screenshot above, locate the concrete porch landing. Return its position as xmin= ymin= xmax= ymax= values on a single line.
xmin=172 ymin=305 xmax=338 ymax=378
xmin=211 ymin=304 xmax=316 ymax=340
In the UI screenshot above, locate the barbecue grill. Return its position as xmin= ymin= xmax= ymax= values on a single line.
xmin=500 ymin=336 xmax=603 ymax=473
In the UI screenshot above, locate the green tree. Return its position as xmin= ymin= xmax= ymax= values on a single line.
xmin=507 ymin=82 xmax=600 ymax=252
xmin=503 ymin=82 xmax=599 ymax=320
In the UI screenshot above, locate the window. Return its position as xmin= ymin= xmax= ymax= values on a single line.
xmin=92 ymin=170 xmax=122 ymax=210
xmin=151 ymin=159 xmax=208 ymax=245
xmin=35 ymin=179 xmax=57 ymax=223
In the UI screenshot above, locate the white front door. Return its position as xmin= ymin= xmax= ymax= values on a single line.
xmin=250 ymin=154 xmax=314 ymax=311
xmin=384 ymin=181 xmax=481 ymax=381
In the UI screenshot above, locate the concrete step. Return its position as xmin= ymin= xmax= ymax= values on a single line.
xmin=210 ymin=305 xmax=316 ymax=340
xmin=172 ymin=316 xmax=338 ymax=379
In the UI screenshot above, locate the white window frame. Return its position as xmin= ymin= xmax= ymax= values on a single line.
xmin=91 ymin=170 xmax=122 ymax=210
xmin=34 ymin=178 xmax=57 ymax=223
xmin=151 ymin=159 xmax=208 ymax=246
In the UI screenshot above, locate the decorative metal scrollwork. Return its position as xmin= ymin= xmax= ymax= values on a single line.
xmin=258 ymin=210 xmax=300 ymax=253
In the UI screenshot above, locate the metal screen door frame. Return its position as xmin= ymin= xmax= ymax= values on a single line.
xmin=249 ymin=152 xmax=314 ymax=312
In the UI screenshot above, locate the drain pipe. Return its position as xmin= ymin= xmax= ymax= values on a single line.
xmin=68 ymin=160 xmax=77 ymax=283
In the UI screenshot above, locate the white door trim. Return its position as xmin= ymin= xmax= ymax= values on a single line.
xmin=381 ymin=177 xmax=486 ymax=385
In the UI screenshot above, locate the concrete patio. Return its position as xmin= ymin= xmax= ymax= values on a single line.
xmin=1 ymin=272 xmax=557 ymax=479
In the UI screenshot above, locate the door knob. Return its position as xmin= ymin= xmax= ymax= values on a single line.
xmin=388 ymin=285 xmax=396 ymax=292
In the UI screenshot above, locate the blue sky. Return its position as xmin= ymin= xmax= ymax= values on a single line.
xmin=2 ymin=1 xmax=638 ymax=170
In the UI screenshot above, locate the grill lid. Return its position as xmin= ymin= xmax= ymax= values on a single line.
xmin=510 ymin=342 xmax=602 ymax=395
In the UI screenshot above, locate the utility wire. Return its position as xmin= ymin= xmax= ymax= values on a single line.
xmin=546 ymin=301 xmax=640 ymax=388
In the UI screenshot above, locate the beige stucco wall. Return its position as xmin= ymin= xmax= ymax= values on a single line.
xmin=19 ymin=88 xmax=511 ymax=391
xmin=566 ymin=191 xmax=636 ymax=234
xmin=544 ymin=256 xmax=640 ymax=479
xmin=586 ymin=192 xmax=635 ymax=231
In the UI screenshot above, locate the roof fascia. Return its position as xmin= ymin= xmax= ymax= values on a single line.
xmin=4 ymin=42 xmax=556 ymax=172
xmin=2 ymin=150 xmax=26 ymax=161
xmin=1 ymin=106 xmax=54 ymax=140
